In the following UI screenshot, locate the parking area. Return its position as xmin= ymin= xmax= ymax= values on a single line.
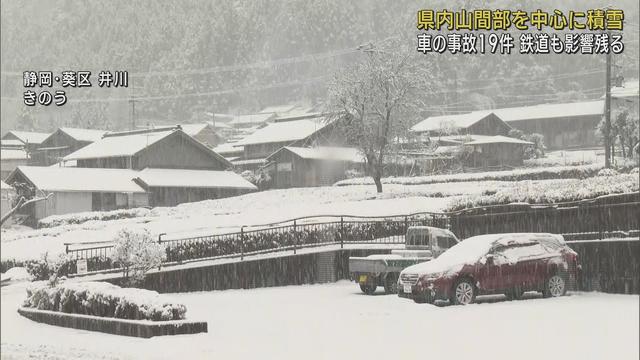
xmin=3 ymin=280 xmax=639 ymax=360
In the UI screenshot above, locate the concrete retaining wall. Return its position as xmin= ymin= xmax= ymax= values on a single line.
xmin=17 ymin=307 xmax=208 ymax=338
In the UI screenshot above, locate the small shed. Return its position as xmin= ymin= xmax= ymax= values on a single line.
xmin=266 ymin=146 xmax=365 ymax=188
xmin=5 ymin=166 xmax=148 ymax=223
xmin=133 ymin=168 xmax=257 ymax=207
xmin=30 ymin=127 xmax=108 ymax=166
xmin=411 ymin=111 xmax=512 ymax=137
xmin=451 ymin=135 xmax=533 ymax=169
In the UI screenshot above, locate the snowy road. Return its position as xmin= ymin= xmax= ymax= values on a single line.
xmin=2 ymin=281 xmax=638 ymax=360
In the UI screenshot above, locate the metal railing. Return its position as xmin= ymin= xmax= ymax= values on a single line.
xmin=64 ymin=193 xmax=639 ymax=275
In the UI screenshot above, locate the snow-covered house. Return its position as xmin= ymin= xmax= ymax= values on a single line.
xmin=5 ymin=166 xmax=149 ymax=222
xmin=1 ymin=130 xmax=50 ymax=154
xmin=493 ymin=101 xmax=604 ymax=150
xmin=30 ymin=127 xmax=108 ymax=166
xmin=63 ymin=126 xmax=231 ymax=170
xmin=0 ymin=180 xmax=16 ymax=222
xmin=174 ymin=123 xmax=223 ymax=148
xmin=411 ymin=111 xmax=512 ymax=137
xmin=234 ymin=118 xmax=338 ymax=163
xmin=133 ymin=168 xmax=257 ymax=207
xmin=265 ymin=146 xmax=365 ymax=188
xmin=0 ymin=148 xmax=29 ymax=180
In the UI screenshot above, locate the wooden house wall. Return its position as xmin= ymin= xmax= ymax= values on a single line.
xmin=467 ymin=143 xmax=525 ymax=168
xmin=31 ymin=131 xmax=92 ymax=166
xmin=136 ymin=133 xmax=228 ymax=170
xmin=465 ymin=114 xmax=512 ymax=136
xmin=506 ymin=115 xmax=601 ymax=150
xmin=147 ymin=187 xmax=251 ymax=207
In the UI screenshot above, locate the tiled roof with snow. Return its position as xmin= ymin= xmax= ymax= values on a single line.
xmin=10 ymin=166 xmax=146 ymax=193
xmin=411 ymin=111 xmax=495 ymax=133
xmin=465 ymin=135 xmax=533 ymax=145
xmin=235 ymin=118 xmax=330 ymax=146
xmin=229 ymin=113 xmax=275 ymax=126
xmin=259 ymin=104 xmax=298 ymax=115
xmin=59 ymin=127 xmax=108 ymax=142
xmin=179 ymin=123 xmax=210 ymax=136
xmin=2 ymin=131 xmax=50 ymax=144
xmin=63 ymin=130 xmax=174 ymax=160
xmin=213 ymin=143 xmax=244 ymax=155
xmin=431 ymin=134 xmax=532 ymax=145
xmin=134 ymin=168 xmax=257 ymax=190
xmin=271 ymin=146 xmax=365 ymax=163
xmin=493 ymin=100 xmax=604 ymax=122
xmin=0 ymin=148 xmax=29 ymax=160
xmin=0 ymin=139 xmax=25 ymax=148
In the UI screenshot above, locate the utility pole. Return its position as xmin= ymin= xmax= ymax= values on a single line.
xmin=604 ymin=31 xmax=612 ymax=169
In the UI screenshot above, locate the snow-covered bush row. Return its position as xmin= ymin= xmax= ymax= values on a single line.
xmin=447 ymin=174 xmax=639 ymax=211
xmin=38 ymin=208 xmax=152 ymax=229
xmin=23 ymin=281 xmax=187 ymax=321
xmin=166 ymin=220 xmax=414 ymax=262
xmin=334 ymin=164 xmax=604 ymax=186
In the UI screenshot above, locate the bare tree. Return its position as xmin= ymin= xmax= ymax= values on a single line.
xmin=327 ymin=42 xmax=431 ymax=192
xmin=0 ymin=194 xmax=53 ymax=227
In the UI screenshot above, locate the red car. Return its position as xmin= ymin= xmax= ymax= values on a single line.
xmin=398 ymin=233 xmax=579 ymax=305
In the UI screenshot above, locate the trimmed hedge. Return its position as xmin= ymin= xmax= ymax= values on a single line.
xmin=23 ymin=281 xmax=187 ymax=321
xmin=334 ymin=164 xmax=604 ymax=186
xmin=446 ymin=174 xmax=639 ymax=211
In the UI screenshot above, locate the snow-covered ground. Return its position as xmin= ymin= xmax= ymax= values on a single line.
xmin=1 ymin=181 xmax=504 ymax=262
xmin=1 ymin=281 xmax=638 ymax=360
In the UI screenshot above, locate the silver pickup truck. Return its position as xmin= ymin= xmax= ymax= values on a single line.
xmin=349 ymin=226 xmax=459 ymax=295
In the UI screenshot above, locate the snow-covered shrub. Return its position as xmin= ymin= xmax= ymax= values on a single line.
xmin=25 ymin=253 xmax=76 ymax=281
xmin=38 ymin=208 xmax=151 ymax=228
xmin=112 ymin=228 xmax=165 ymax=285
xmin=628 ymin=167 xmax=638 ymax=174
xmin=597 ymin=168 xmax=618 ymax=177
xmin=447 ymin=174 xmax=639 ymax=211
xmin=240 ymin=170 xmax=257 ymax=185
xmin=23 ymin=281 xmax=187 ymax=321
xmin=345 ymin=169 xmax=364 ymax=179
xmin=334 ymin=164 xmax=603 ymax=186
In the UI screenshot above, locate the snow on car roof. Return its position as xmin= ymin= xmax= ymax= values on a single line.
xmin=410 ymin=111 xmax=495 ymax=133
xmin=10 ymin=166 xmax=146 ymax=193
xmin=401 ymin=233 xmax=563 ymax=275
xmin=235 ymin=118 xmax=330 ymax=146
xmin=134 ymin=168 xmax=257 ymax=190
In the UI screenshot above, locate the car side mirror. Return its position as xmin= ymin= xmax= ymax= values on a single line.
xmin=485 ymin=254 xmax=494 ymax=265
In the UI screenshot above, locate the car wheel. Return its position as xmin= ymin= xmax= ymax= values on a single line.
xmin=451 ymin=278 xmax=476 ymax=305
xmin=383 ymin=273 xmax=399 ymax=294
xmin=543 ymin=274 xmax=567 ymax=298
xmin=359 ymin=283 xmax=376 ymax=295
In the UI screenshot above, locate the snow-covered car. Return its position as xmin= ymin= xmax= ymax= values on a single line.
xmin=398 ymin=233 xmax=580 ymax=305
